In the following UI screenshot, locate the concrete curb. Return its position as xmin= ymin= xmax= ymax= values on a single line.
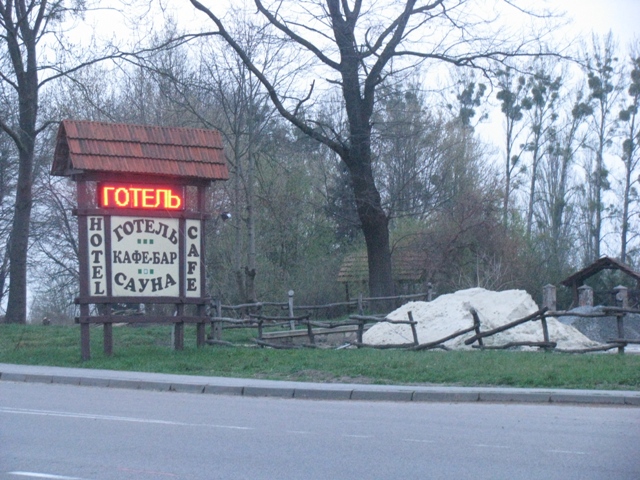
xmin=293 ymin=388 xmax=352 ymax=400
xmin=351 ymin=389 xmax=414 ymax=402
xmin=1 ymin=363 xmax=639 ymax=406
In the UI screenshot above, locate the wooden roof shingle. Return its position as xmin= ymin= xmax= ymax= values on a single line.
xmin=560 ymin=256 xmax=640 ymax=287
xmin=51 ymin=120 xmax=228 ymax=181
xmin=337 ymin=250 xmax=427 ymax=284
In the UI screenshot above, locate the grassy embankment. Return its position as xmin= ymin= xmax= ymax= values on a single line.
xmin=1 ymin=324 xmax=639 ymax=390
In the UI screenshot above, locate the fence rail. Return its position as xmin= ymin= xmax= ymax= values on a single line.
xmin=206 ymin=285 xmax=638 ymax=353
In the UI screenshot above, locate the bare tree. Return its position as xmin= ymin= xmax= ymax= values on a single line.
xmin=192 ymin=28 xmax=280 ymax=303
xmin=132 ymin=20 xmax=283 ymax=302
xmin=583 ymin=33 xmax=622 ymax=262
xmin=618 ymin=49 xmax=640 ymax=264
xmin=521 ymin=63 xmax=561 ymax=238
xmin=0 ymin=0 xmax=123 ymax=323
xmin=534 ymin=89 xmax=591 ymax=281
xmin=188 ymin=0 xmax=554 ymax=298
xmin=495 ymin=66 xmax=528 ymax=227
xmin=29 ymin=174 xmax=79 ymax=323
xmin=373 ymin=83 xmax=451 ymax=219
xmin=0 ymin=131 xmax=16 ymax=310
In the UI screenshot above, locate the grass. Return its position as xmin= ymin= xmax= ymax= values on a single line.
xmin=1 ymin=323 xmax=639 ymax=390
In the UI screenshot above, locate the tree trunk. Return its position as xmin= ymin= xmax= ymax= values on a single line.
xmin=346 ymin=147 xmax=394 ymax=299
xmin=6 ymin=143 xmax=35 ymax=324
xmin=245 ymin=98 xmax=257 ymax=303
xmin=245 ymin=168 xmax=256 ymax=303
xmin=5 ymin=59 xmax=38 ymax=324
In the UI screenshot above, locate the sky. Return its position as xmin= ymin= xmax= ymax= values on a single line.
xmin=89 ymin=1 xmax=639 ymax=56
xmin=134 ymin=0 xmax=638 ymax=41
xmin=551 ymin=0 xmax=639 ymax=47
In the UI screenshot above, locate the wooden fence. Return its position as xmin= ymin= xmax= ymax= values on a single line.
xmin=207 ymin=285 xmax=639 ymax=353
xmin=208 ymin=290 xmax=431 ymax=347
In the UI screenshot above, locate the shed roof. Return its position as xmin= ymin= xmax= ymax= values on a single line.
xmin=337 ymin=250 xmax=427 ymax=284
xmin=51 ymin=120 xmax=228 ymax=181
xmin=560 ymin=256 xmax=640 ymax=287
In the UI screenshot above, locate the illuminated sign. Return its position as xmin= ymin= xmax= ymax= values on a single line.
xmin=99 ymin=184 xmax=184 ymax=210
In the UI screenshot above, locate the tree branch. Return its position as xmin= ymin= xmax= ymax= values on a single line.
xmin=253 ymin=0 xmax=341 ymax=70
xmin=189 ymin=0 xmax=347 ymax=157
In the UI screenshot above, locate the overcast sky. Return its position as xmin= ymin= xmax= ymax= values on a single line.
xmin=552 ymin=0 xmax=639 ymax=47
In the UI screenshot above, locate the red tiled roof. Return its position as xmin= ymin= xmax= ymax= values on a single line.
xmin=51 ymin=120 xmax=228 ymax=181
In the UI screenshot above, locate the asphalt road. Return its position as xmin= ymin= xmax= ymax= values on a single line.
xmin=1 ymin=381 xmax=639 ymax=480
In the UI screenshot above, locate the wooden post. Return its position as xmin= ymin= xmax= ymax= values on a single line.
xmin=427 ymin=282 xmax=433 ymax=302
xmin=196 ymin=184 xmax=207 ymax=349
xmin=258 ymin=319 xmax=264 ymax=343
xmin=211 ymin=298 xmax=223 ymax=341
xmin=578 ymin=285 xmax=593 ymax=307
xmin=288 ymin=290 xmax=295 ymax=330
xmin=614 ymin=286 xmax=628 ymax=354
xmin=470 ymin=308 xmax=483 ymax=348
xmin=77 ymin=180 xmax=92 ymax=361
xmin=542 ymin=284 xmax=556 ymax=311
xmin=357 ymin=319 xmax=364 ymax=346
xmin=196 ymin=304 xmax=206 ymax=347
xmin=174 ymin=304 xmax=184 ymax=350
xmin=540 ymin=314 xmax=550 ymax=348
xmin=407 ymin=311 xmax=418 ymax=346
xmin=358 ymin=292 xmax=364 ymax=315
xmin=103 ymin=305 xmax=113 ymax=356
xmin=306 ymin=318 xmax=315 ymax=345
xmin=80 ymin=305 xmax=91 ymax=361
xmin=540 ymin=284 xmax=554 ymax=350
xmin=216 ymin=299 xmax=223 ymax=340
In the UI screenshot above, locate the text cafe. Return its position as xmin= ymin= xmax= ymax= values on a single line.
xmin=51 ymin=120 xmax=228 ymax=360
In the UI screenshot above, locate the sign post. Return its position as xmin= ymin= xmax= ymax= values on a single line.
xmin=52 ymin=121 xmax=228 ymax=360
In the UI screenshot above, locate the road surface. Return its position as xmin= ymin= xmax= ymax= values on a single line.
xmin=1 ymin=381 xmax=638 ymax=479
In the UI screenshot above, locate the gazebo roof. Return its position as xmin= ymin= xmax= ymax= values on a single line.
xmin=560 ymin=256 xmax=640 ymax=287
xmin=51 ymin=120 xmax=228 ymax=181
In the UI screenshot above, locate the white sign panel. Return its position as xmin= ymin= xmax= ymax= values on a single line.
xmin=110 ymin=216 xmax=180 ymax=297
xmin=87 ymin=216 xmax=107 ymax=296
xmin=185 ymin=219 xmax=202 ymax=297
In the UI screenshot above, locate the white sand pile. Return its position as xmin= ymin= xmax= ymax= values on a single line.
xmin=363 ymin=288 xmax=600 ymax=350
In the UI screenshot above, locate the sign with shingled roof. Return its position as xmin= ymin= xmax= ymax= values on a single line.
xmin=52 ymin=120 xmax=228 ymax=360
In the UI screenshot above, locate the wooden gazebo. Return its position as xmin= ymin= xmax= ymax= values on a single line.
xmin=560 ymin=256 xmax=640 ymax=307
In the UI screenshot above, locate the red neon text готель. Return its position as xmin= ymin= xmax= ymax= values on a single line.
xmin=99 ymin=185 xmax=184 ymax=210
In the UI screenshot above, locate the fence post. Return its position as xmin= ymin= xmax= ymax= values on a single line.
xmin=103 ymin=305 xmax=113 ymax=356
xmin=211 ymin=298 xmax=222 ymax=341
xmin=357 ymin=319 xmax=364 ymax=346
xmin=470 ymin=308 xmax=483 ymax=348
xmin=258 ymin=319 xmax=264 ymax=346
xmin=614 ymin=286 xmax=628 ymax=354
xmin=427 ymin=283 xmax=433 ymax=302
xmin=288 ymin=290 xmax=295 ymax=330
xmin=306 ymin=317 xmax=315 ymax=345
xmin=542 ymin=284 xmax=556 ymax=311
xmin=358 ymin=292 xmax=364 ymax=315
xmin=539 ymin=284 xmax=555 ymax=349
xmin=578 ymin=285 xmax=593 ymax=307
xmin=407 ymin=311 xmax=418 ymax=346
